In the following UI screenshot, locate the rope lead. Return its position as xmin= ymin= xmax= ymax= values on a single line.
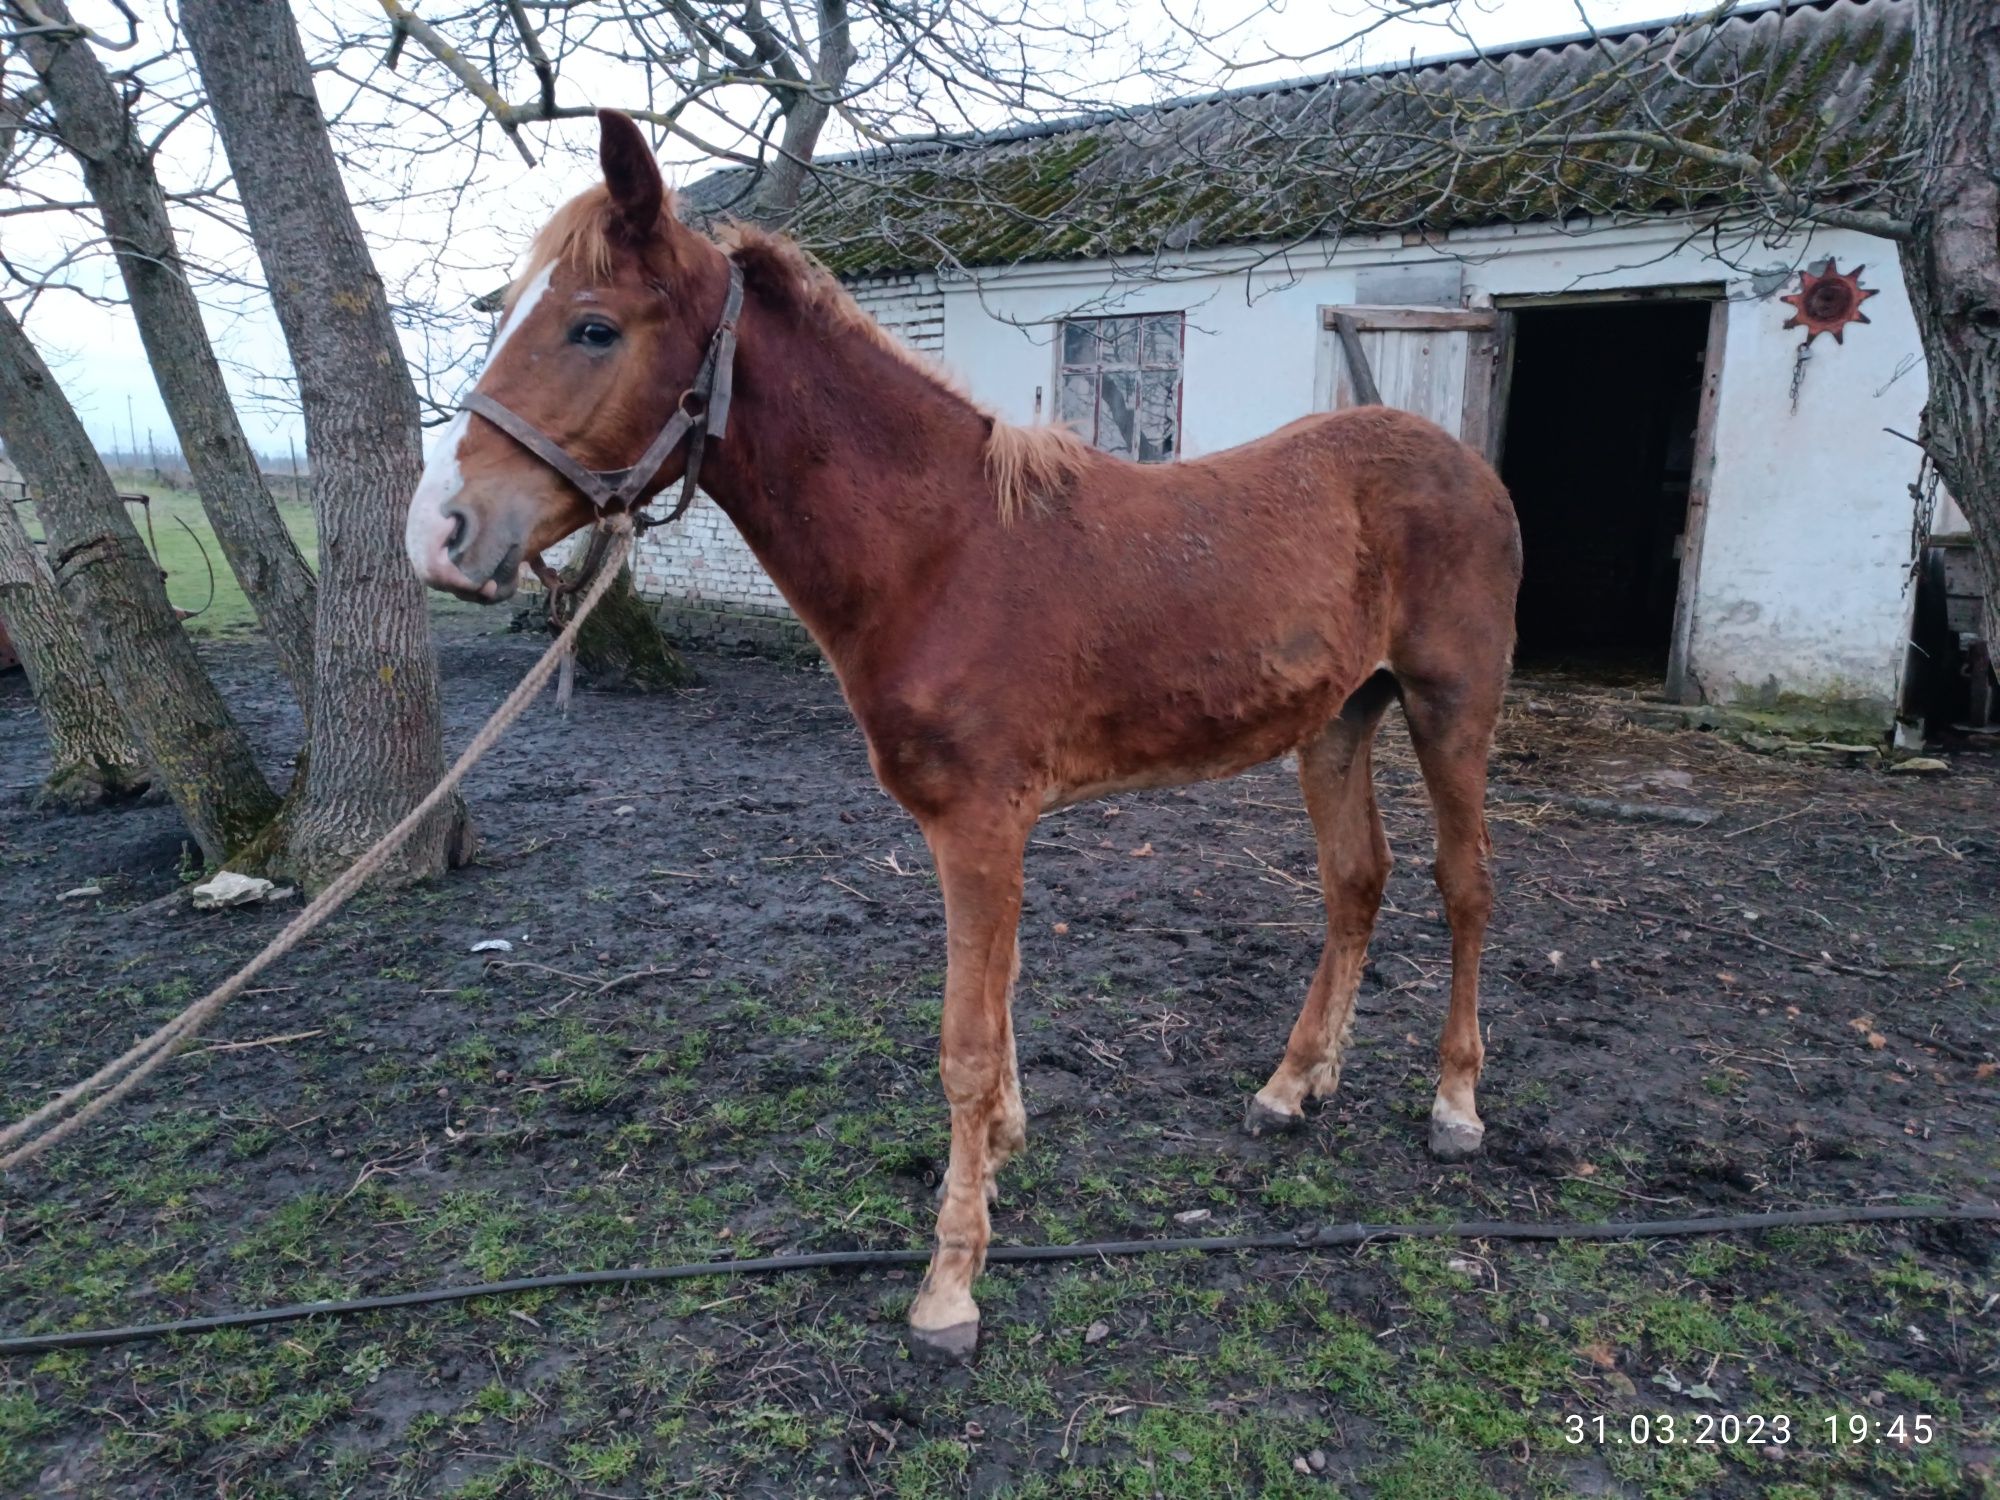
xmin=0 ymin=522 xmax=636 ymax=1173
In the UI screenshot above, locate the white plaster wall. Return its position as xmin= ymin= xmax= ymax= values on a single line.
xmin=1694 ymin=261 xmax=1924 ymax=705
xmin=631 ymin=272 xmax=944 ymax=610
xmin=937 ymin=218 xmax=1928 ymax=706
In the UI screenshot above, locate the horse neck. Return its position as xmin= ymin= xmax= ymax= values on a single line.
xmin=692 ymin=268 xmax=994 ymax=650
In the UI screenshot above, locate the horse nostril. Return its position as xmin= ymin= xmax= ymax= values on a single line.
xmin=443 ymin=508 xmax=468 ymax=560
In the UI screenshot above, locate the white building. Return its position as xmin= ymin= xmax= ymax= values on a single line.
xmin=659 ymin=0 xmax=1946 ymax=714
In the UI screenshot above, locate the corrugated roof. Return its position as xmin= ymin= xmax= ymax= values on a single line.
xmin=685 ymin=0 xmax=1910 ymax=277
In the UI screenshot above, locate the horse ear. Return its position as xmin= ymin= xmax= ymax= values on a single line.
xmin=598 ymin=109 xmax=664 ymax=237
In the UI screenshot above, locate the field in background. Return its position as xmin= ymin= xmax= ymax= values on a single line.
xmin=114 ymin=472 xmax=318 ymax=636
xmin=19 ymin=473 xmax=483 ymax=639
xmin=8 ymin=472 xmax=319 ymax=639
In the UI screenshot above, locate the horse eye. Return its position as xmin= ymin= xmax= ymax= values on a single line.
xmin=570 ymin=319 xmax=620 ymax=349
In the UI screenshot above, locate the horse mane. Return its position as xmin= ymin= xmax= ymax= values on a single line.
xmin=511 ymin=190 xmax=1084 ymax=521
xmin=714 ymin=222 xmax=959 ymax=390
xmin=984 ymin=421 xmax=1090 ymax=524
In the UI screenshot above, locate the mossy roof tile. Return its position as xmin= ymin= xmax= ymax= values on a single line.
xmin=685 ymin=0 xmax=1908 ymax=278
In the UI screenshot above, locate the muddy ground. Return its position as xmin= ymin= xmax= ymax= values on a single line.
xmin=1 ymin=617 xmax=1996 ymax=1499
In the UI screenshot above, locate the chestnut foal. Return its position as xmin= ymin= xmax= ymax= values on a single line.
xmin=407 ymin=112 xmax=1522 ymax=1357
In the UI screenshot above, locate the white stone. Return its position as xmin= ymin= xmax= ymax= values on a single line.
xmin=1887 ymin=757 xmax=1948 ymax=775
xmin=192 ymin=871 xmax=282 ymax=910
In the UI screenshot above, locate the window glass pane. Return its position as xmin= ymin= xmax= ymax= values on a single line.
xmin=1097 ymin=370 xmax=1138 ymax=457
xmin=1142 ymin=313 xmax=1182 ymax=369
xmin=1058 ymin=371 xmax=1097 ymax=436
xmin=1060 ymin=320 xmax=1097 ymax=367
xmin=1099 ymin=317 xmax=1140 ymax=368
xmin=1139 ymin=373 xmax=1180 ymax=462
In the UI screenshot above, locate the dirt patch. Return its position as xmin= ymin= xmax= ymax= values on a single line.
xmin=2 ymin=616 xmax=1996 ymax=1498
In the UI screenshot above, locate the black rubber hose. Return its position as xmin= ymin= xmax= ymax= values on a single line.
xmin=3 ymin=1203 xmax=1991 ymax=1358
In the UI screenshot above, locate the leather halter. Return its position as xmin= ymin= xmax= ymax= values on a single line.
xmin=462 ymin=259 xmax=745 ymax=530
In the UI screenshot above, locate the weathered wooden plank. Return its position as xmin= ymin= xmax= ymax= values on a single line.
xmin=1323 ymin=305 xmax=1500 ymax=332
xmin=1665 ymin=298 xmax=1730 ymax=704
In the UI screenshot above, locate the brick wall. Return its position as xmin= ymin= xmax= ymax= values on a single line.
xmin=629 ymin=272 xmax=943 ymax=621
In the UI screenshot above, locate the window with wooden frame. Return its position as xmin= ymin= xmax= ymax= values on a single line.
xmin=1056 ymin=312 xmax=1183 ymax=461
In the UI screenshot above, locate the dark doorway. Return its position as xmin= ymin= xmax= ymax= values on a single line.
xmin=1500 ymin=299 xmax=1712 ymax=672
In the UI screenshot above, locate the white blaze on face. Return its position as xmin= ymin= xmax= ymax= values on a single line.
xmin=403 ymin=263 xmax=555 ymax=583
xmin=404 ymin=409 xmax=472 ymax=580
xmin=484 ymin=262 xmax=554 ymax=365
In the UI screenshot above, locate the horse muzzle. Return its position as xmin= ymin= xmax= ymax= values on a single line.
xmin=407 ymin=491 xmax=533 ymax=604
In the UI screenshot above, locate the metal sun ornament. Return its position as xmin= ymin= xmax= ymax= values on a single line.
xmin=1780 ymin=259 xmax=1878 ymax=344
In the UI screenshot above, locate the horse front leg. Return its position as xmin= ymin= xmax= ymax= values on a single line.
xmin=907 ymin=799 xmax=1033 ymax=1359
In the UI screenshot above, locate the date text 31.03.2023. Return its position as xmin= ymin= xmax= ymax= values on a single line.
xmin=1564 ymin=1412 xmax=1936 ymax=1448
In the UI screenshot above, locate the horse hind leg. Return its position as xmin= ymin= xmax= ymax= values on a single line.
xmin=1246 ymin=673 xmax=1395 ymax=1135
xmin=1399 ymin=669 xmax=1503 ymax=1162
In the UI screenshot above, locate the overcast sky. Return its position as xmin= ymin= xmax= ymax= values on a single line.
xmin=6 ymin=0 xmax=1692 ymax=459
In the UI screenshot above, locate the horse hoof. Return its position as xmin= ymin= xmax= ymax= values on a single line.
xmin=1243 ymin=1098 xmax=1304 ymax=1137
xmin=1428 ymin=1116 xmax=1485 ymax=1162
xmin=908 ymin=1318 xmax=979 ymax=1362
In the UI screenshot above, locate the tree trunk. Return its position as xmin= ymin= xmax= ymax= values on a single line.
xmin=559 ymin=554 xmax=695 ymax=691
xmin=180 ymin=0 xmax=471 ymax=888
xmin=0 ymin=491 xmax=150 ymax=808
xmin=8 ymin=0 xmax=319 ymax=709
xmin=754 ymin=90 xmax=837 ymax=224
xmin=748 ymin=0 xmax=854 ymax=222
xmin=0 ymin=301 xmax=278 ymax=857
xmin=1901 ymin=0 xmax=2000 ymax=639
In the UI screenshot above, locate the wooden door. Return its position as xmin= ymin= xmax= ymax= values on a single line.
xmin=1317 ymin=305 xmax=1507 ymax=460
xmin=1664 ymin=298 xmax=1729 ymax=704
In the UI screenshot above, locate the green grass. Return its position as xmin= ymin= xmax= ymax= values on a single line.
xmin=105 ymin=473 xmax=318 ymax=637
xmin=22 ymin=472 xmax=483 ymax=642
xmin=1931 ymin=913 xmax=2000 ymax=1006
xmin=4 ymin=959 xmax=1995 ymax=1496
